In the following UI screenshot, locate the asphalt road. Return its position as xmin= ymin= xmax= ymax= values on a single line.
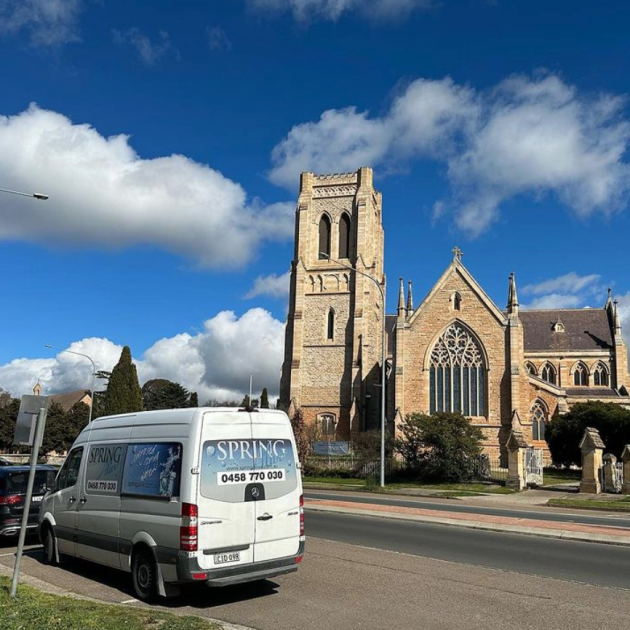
xmin=305 ymin=489 xmax=630 ymax=528
xmin=2 ymin=512 xmax=630 ymax=630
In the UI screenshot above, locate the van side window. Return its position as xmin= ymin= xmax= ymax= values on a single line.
xmin=85 ymin=444 xmax=127 ymax=496
xmin=122 ymin=443 xmax=182 ymax=499
xmin=55 ymin=447 xmax=84 ymax=492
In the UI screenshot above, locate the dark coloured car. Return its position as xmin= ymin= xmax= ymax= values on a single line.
xmin=0 ymin=465 xmax=57 ymax=537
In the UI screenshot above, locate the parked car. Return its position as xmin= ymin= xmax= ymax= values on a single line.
xmin=0 ymin=465 xmax=57 ymax=537
xmin=38 ymin=407 xmax=305 ymax=601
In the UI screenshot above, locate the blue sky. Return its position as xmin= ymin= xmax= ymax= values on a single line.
xmin=0 ymin=0 xmax=629 ymax=402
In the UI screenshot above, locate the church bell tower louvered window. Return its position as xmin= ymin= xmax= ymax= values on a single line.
xmin=429 ymin=323 xmax=486 ymax=417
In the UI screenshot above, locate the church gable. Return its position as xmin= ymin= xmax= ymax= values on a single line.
xmin=396 ymin=252 xmax=511 ymax=434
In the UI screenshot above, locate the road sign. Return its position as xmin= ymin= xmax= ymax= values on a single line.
xmin=14 ymin=395 xmax=50 ymax=446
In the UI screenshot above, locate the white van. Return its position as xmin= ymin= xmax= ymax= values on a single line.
xmin=38 ymin=407 xmax=305 ymax=600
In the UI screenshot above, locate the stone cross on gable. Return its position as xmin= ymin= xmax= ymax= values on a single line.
xmin=452 ymin=246 xmax=463 ymax=262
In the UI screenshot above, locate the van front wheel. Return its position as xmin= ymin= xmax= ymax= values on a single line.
xmin=132 ymin=550 xmax=158 ymax=602
xmin=42 ymin=526 xmax=57 ymax=565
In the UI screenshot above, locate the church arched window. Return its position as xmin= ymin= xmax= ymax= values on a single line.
xmin=429 ymin=323 xmax=486 ymax=417
xmin=573 ymin=362 xmax=588 ymax=386
xmin=526 ymin=362 xmax=537 ymax=376
xmin=531 ymin=400 xmax=548 ymax=441
xmin=593 ymin=362 xmax=609 ymax=387
xmin=319 ymin=413 xmax=337 ymax=437
xmin=451 ymin=292 xmax=462 ymax=311
xmin=541 ymin=363 xmax=556 ymax=385
xmin=339 ymin=213 xmax=351 ymax=259
xmin=326 ymin=308 xmax=335 ymax=341
xmin=318 ymin=214 xmax=331 ymax=259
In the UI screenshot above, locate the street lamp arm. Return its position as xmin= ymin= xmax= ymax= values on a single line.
xmin=0 ymin=187 xmax=48 ymax=200
xmin=320 ymin=253 xmax=384 ymax=301
xmin=45 ymin=345 xmax=96 ymax=423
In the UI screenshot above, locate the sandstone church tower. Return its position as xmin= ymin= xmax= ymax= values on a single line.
xmin=279 ymin=167 xmax=385 ymax=439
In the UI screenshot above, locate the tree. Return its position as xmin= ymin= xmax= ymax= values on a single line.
xmin=41 ymin=402 xmax=68 ymax=455
xmin=546 ymin=401 xmax=630 ymax=467
xmin=142 ymin=379 xmax=190 ymax=411
xmin=64 ymin=401 xmax=90 ymax=449
xmin=189 ymin=392 xmax=199 ymax=407
xmin=0 ymin=396 xmax=20 ymax=451
xmin=204 ymin=398 xmax=239 ymax=407
xmin=260 ymin=388 xmax=270 ymax=409
xmin=290 ymin=407 xmax=310 ymax=467
xmin=240 ymin=394 xmax=250 ymax=408
xmin=395 ymin=412 xmax=484 ymax=482
xmin=103 ymin=346 xmax=143 ymax=416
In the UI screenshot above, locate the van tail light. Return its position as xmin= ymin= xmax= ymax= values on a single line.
xmin=299 ymin=494 xmax=304 ymax=537
xmin=0 ymin=495 xmax=22 ymax=506
xmin=180 ymin=502 xmax=198 ymax=552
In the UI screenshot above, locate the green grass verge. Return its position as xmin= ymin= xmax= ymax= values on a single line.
xmin=0 ymin=577 xmax=218 ymax=630
xmin=303 ymin=477 xmax=515 ymax=495
xmin=547 ymin=497 xmax=630 ymax=512
xmin=542 ymin=468 xmax=581 ymax=487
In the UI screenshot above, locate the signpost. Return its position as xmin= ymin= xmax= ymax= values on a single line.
xmin=10 ymin=395 xmax=50 ymax=598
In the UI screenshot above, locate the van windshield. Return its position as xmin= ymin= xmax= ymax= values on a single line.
xmin=200 ymin=438 xmax=298 ymax=503
xmin=2 ymin=470 xmax=56 ymax=495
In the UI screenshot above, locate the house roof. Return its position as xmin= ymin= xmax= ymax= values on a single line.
xmin=520 ymin=309 xmax=613 ymax=352
xmin=49 ymin=389 xmax=91 ymax=412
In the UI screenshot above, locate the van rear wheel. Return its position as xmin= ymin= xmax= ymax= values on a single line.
xmin=132 ymin=550 xmax=158 ymax=602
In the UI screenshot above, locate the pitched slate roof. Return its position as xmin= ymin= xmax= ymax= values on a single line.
xmin=520 ymin=309 xmax=613 ymax=351
xmin=566 ymin=387 xmax=620 ymax=398
xmin=49 ymin=389 xmax=91 ymax=412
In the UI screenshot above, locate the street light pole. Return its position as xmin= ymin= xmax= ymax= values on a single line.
xmin=321 ymin=253 xmax=387 ymax=488
xmin=45 ymin=345 xmax=96 ymax=423
xmin=0 ymin=187 xmax=48 ymax=200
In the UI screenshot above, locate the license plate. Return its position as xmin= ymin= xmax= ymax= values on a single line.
xmin=214 ymin=552 xmax=240 ymax=565
xmin=31 ymin=496 xmax=43 ymax=502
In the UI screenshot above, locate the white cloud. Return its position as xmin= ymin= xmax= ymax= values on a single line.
xmin=522 ymin=272 xmax=602 ymax=296
xmin=246 ymin=0 xmax=431 ymax=22
xmin=245 ymin=271 xmax=290 ymax=299
xmin=207 ymin=26 xmax=232 ymax=51
xmin=0 ymin=104 xmax=292 ymax=268
xmin=0 ymin=309 xmax=286 ymax=404
xmin=270 ymin=73 xmax=630 ymax=236
xmin=0 ymin=0 xmax=83 ymax=47
xmin=522 ymin=294 xmax=584 ymax=310
xmin=520 ymin=271 xmax=607 ymax=311
xmin=112 ymin=28 xmax=179 ymax=65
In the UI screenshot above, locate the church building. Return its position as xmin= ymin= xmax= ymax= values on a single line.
xmin=279 ymin=167 xmax=630 ymax=458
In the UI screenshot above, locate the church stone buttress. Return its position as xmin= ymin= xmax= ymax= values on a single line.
xmin=279 ymin=167 xmax=385 ymax=440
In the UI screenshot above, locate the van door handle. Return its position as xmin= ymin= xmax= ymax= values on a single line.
xmin=69 ymin=496 xmax=76 ymax=504
xmin=80 ymin=497 xmax=87 ymax=504
xmin=257 ymin=513 xmax=273 ymax=521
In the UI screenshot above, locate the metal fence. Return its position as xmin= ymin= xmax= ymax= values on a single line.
xmin=470 ymin=454 xmax=508 ymax=482
xmin=305 ymin=454 xmax=399 ymax=478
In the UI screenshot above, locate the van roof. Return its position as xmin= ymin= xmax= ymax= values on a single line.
xmin=86 ymin=407 xmax=287 ymax=429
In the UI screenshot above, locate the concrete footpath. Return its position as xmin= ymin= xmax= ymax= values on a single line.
xmin=305 ymin=496 xmax=630 ymax=547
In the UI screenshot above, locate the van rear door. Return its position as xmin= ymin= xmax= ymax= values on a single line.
xmin=250 ymin=412 xmax=301 ymax=563
xmin=197 ymin=411 xmax=255 ymax=571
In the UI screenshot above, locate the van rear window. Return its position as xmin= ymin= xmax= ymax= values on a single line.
xmin=121 ymin=443 xmax=182 ymax=499
xmin=200 ymin=439 xmax=298 ymax=503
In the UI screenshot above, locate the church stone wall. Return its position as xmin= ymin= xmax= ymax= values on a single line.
xmin=399 ymin=267 xmax=510 ymax=457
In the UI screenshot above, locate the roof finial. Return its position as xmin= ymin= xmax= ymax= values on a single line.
xmin=397 ymin=278 xmax=405 ymax=317
xmin=452 ymin=246 xmax=463 ymax=263
xmin=406 ymin=280 xmax=414 ymax=314
xmin=507 ymin=272 xmax=519 ymax=315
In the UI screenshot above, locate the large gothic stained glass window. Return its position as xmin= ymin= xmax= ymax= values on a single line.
xmin=429 ymin=323 xmax=486 ymax=416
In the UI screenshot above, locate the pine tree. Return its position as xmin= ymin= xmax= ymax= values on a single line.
xmin=240 ymin=394 xmax=250 ymax=408
xmin=64 ymin=401 xmax=90 ymax=450
xmin=142 ymin=379 xmax=190 ymax=410
xmin=41 ymin=402 xmax=68 ymax=455
xmin=189 ymin=392 xmax=199 ymax=407
xmin=104 ymin=346 xmax=143 ymax=416
xmin=260 ymin=388 xmax=269 ymax=409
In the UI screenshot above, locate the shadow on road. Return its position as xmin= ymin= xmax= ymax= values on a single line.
xmin=27 ymin=550 xmax=282 ymax=608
